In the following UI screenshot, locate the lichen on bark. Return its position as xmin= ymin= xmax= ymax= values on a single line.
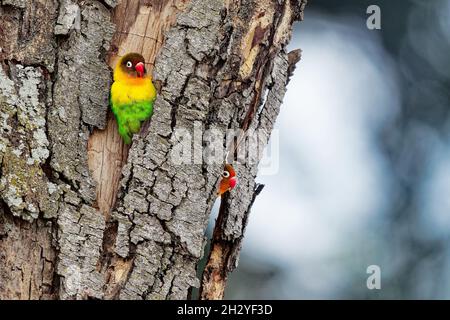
xmin=0 ymin=63 xmax=51 ymax=221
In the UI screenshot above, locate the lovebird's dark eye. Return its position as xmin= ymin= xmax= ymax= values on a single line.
xmin=126 ymin=61 xmax=132 ymax=68
xmin=222 ymin=171 xmax=230 ymax=178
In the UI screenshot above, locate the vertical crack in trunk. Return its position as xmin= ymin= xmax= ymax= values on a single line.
xmin=87 ymin=0 xmax=191 ymax=299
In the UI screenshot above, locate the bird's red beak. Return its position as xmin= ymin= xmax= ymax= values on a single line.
xmin=135 ymin=62 xmax=145 ymax=78
xmin=229 ymin=177 xmax=237 ymax=190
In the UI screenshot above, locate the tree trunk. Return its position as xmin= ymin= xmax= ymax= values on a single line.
xmin=0 ymin=0 xmax=306 ymax=300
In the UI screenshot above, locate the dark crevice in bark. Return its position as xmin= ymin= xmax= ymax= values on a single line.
xmin=98 ymin=220 xmax=119 ymax=269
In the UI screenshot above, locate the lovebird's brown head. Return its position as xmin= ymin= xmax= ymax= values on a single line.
xmin=119 ymin=53 xmax=146 ymax=78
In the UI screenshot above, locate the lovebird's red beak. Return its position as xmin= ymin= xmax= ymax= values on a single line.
xmin=135 ymin=62 xmax=145 ymax=77
xmin=229 ymin=177 xmax=237 ymax=190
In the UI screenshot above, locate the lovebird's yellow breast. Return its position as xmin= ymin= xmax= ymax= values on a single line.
xmin=111 ymin=65 xmax=156 ymax=105
xmin=111 ymin=79 xmax=156 ymax=105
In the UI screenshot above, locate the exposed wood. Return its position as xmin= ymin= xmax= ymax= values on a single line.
xmin=109 ymin=0 xmax=190 ymax=74
xmin=87 ymin=0 xmax=190 ymax=218
xmin=87 ymin=115 xmax=128 ymax=218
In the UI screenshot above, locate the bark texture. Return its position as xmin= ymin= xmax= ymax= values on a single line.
xmin=0 ymin=0 xmax=306 ymax=299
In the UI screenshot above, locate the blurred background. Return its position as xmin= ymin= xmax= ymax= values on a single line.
xmin=223 ymin=0 xmax=450 ymax=299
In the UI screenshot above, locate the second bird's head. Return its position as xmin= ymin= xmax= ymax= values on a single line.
xmin=119 ymin=53 xmax=146 ymax=78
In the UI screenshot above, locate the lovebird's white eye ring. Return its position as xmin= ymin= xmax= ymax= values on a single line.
xmin=222 ymin=171 xmax=230 ymax=178
xmin=126 ymin=61 xmax=132 ymax=68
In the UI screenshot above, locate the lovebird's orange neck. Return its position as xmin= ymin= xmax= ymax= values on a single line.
xmin=114 ymin=67 xmax=151 ymax=86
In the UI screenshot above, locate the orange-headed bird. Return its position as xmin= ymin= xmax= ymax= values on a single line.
xmin=218 ymin=164 xmax=237 ymax=196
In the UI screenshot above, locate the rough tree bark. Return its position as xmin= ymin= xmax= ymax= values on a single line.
xmin=0 ymin=0 xmax=306 ymax=299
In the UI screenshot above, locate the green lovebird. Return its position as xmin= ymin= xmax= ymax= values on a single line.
xmin=110 ymin=53 xmax=157 ymax=144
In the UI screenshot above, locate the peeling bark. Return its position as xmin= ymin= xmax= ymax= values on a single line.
xmin=0 ymin=0 xmax=306 ymax=300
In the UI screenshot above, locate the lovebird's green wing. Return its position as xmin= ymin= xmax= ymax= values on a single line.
xmin=111 ymin=99 xmax=154 ymax=144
